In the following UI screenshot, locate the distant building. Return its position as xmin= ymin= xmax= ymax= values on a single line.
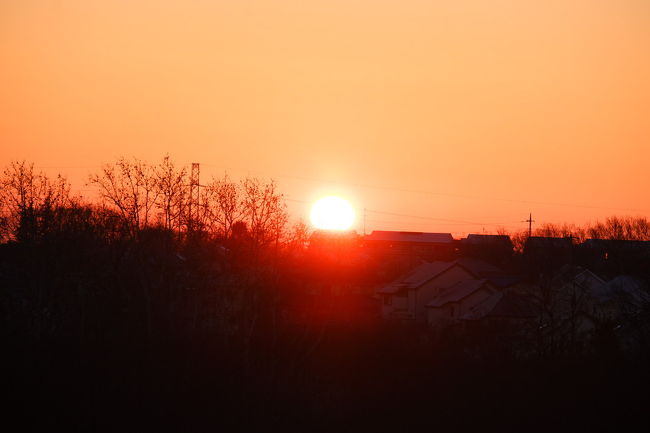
xmin=578 ymin=239 xmax=650 ymax=275
xmin=458 ymin=234 xmax=513 ymax=264
xmin=377 ymin=258 xmax=505 ymax=322
xmin=363 ymin=230 xmax=455 ymax=262
xmin=550 ymin=265 xmax=649 ymax=329
xmin=581 ymin=238 xmax=650 ymax=251
xmin=524 ymin=236 xmax=574 ymax=271
xmin=426 ymin=279 xmax=497 ymax=327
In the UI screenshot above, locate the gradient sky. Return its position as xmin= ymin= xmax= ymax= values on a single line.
xmin=2 ymin=0 xmax=649 ymax=235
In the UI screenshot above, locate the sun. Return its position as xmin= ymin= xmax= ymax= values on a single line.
xmin=310 ymin=196 xmax=355 ymax=230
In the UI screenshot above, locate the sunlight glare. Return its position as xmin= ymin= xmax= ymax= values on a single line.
xmin=310 ymin=196 xmax=355 ymax=230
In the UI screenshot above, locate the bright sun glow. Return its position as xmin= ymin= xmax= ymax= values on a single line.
xmin=310 ymin=196 xmax=355 ymax=230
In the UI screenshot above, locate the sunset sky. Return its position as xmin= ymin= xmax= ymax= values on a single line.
xmin=2 ymin=0 xmax=649 ymax=235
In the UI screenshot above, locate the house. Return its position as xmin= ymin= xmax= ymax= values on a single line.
xmin=553 ymin=266 xmax=610 ymax=320
xmin=458 ymin=234 xmax=513 ymax=264
xmin=580 ymin=238 xmax=650 ymax=256
xmin=605 ymin=275 xmax=650 ymax=309
xmin=524 ymin=236 xmax=574 ymax=271
xmin=363 ymin=230 xmax=455 ymax=262
xmin=525 ymin=265 xmax=650 ymax=353
xmin=377 ymin=258 xmax=505 ymax=322
xmin=557 ymin=269 xmax=650 ymax=324
xmin=541 ymin=266 xmax=625 ymax=339
xmin=426 ymin=279 xmax=497 ymax=327
xmin=578 ymin=238 xmax=650 ymax=275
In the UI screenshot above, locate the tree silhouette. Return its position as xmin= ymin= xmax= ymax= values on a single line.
xmin=203 ymin=174 xmax=244 ymax=239
xmin=0 ymin=160 xmax=72 ymax=242
xmin=154 ymin=155 xmax=188 ymax=233
xmin=88 ymin=157 xmax=159 ymax=237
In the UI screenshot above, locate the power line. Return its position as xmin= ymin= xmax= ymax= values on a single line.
xmin=199 ymin=163 xmax=648 ymax=213
xmin=30 ymin=161 xmax=649 ymax=213
xmin=30 ymin=159 xmax=647 ymax=214
xmin=364 ymin=218 xmax=522 ymax=229
xmin=365 ymin=208 xmax=520 ymax=226
xmin=285 ymin=196 xmax=522 ymax=230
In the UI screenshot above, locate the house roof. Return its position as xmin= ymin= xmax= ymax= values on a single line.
xmin=553 ymin=265 xmax=607 ymax=287
xmin=551 ymin=265 xmax=615 ymax=304
xmin=460 ymin=291 xmax=504 ymax=320
xmin=377 ymin=261 xmax=455 ymax=294
xmin=525 ymin=236 xmax=573 ymax=249
xmin=462 ymin=234 xmax=513 ymax=245
xmin=461 ymin=292 xmax=538 ymax=320
xmin=455 ymin=257 xmax=504 ymax=278
xmin=426 ymin=279 xmax=492 ymax=308
xmin=377 ymin=258 xmax=505 ymax=295
xmin=486 ymin=275 xmax=523 ymax=289
xmin=607 ymin=276 xmax=650 ymax=305
xmin=364 ymin=230 xmax=453 ymax=244
xmin=582 ymin=239 xmax=650 ymax=251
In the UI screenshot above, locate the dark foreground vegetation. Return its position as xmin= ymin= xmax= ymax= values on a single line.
xmin=2 ymin=158 xmax=650 ymax=432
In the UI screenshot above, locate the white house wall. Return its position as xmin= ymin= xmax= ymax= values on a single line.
xmin=381 ymin=293 xmax=409 ymax=318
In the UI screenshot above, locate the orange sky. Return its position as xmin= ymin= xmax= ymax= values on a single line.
xmin=2 ymin=0 xmax=649 ymax=236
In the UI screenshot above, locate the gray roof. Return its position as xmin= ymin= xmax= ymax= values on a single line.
xmin=377 ymin=258 xmax=504 ymax=295
xmin=460 ymin=292 xmax=504 ymax=320
xmin=582 ymin=239 xmax=650 ymax=250
xmin=486 ymin=276 xmax=523 ymax=289
xmin=377 ymin=261 xmax=455 ymax=294
xmin=525 ymin=236 xmax=573 ymax=248
xmin=553 ymin=265 xmax=608 ymax=294
xmin=607 ymin=276 xmax=650 ymax=305
xmin=461 ymin=292 xmax=538 ymax=320
xmin=426 ymin=279 xmax=491 ymax=308
xmin=364 ymin=231 xmax=453 ymax=244
xmin=455 ymin=257 xmax=504 ymax=278
xmin=463 ymin=234 xmax=512 ymax=245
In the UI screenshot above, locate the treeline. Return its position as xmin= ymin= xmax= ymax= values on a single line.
xmin=1 ymin=156 xmax=309 ymax=246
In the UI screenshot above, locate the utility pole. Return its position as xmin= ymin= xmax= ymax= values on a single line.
xmin=189 ymin=163 xmax=200 ymax=232
xmin=523 ymin=212 xmax=535 ymax=238
xmin=363 ymin=207 xmax=366 ymax=236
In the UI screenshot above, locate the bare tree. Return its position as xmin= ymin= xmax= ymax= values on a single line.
xmin=535 ymin=222 xmax=586 ymax=243
xmin=286 ymin=219 xmax=311 ymax=252
xmin=241 ymin=177 xmax=288 ymax=247
xmin=0 ymin=195 xmax=8 ymax=242
xmin=154 ymin=155 xmax=187 ymax=232
xmin=588 ymin=216 xmax=650 ymax=241
xmin=0 ymin=161 xmax=72 ymax=241
xmin=203 ymin=174 xmax=244 ymax=239
xmin=89 ymin=157 xmax=159 ymax=236
xmin=510 ymin=229 xmax=528 ymax=253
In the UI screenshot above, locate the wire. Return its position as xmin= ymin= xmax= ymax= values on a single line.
xmin=31 ymin=161 xmax=650 ymax=214
xmin=199 ymin=163 xmax=648 ymax=213
xmin=364 ymin=218 xmax=521 ymax=229
xmin=364 ymin=208 xmax=519 ymax=226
